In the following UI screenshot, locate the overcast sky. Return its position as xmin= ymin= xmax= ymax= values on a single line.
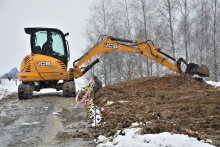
xmin=0 ymin=0 xmax=92 ymax=79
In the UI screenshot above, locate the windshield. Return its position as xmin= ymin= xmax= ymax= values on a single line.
xmin=32 ymin=30 xmax=65 ymax=56
xmin=30 ymin=28 xmax=69 ymax=66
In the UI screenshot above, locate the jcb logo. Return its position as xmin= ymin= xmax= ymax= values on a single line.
xmin=36 ymin=61 xmax=51 ymax=66
xmin=104 ymin=42 xmax=118 ymax=49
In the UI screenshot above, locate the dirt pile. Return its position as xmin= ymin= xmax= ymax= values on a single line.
xmin=92 ymin=74 xmax=220 ymax=146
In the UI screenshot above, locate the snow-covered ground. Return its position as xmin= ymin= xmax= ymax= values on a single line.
xmin=96 ymin=128 xmax=214 ymax=147
xmin=205 ymin=81 xmax=220 ymax=87
xmin=0 ymin=78 xmax=86 ymax=100
xmin=0 ymin=79 xmax=219 ymax=147
xmin=0 ymin=80 xmax=18 ymax=99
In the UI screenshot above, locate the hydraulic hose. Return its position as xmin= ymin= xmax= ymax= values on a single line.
xmin=82 ymin=58 xmax=100 ymax=75
xmin=177 ymin=57 xmax=188 ymax=73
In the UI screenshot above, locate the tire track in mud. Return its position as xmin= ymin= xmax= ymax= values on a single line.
xmin=0 ymin=93 xmax=96 ymax=147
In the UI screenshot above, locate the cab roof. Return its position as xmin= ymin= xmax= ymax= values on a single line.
xmin=24 ymin=27 xmax=42 ymax=35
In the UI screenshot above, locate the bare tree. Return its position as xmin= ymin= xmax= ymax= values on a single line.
xmin=211 ymin=0 xmax=220 ymax=81
xmin=84 ymin=0 xmax=118 ymax=85
xmin=112 ymin=0 xmax=137 ymax=80
xmin=156 ymin=0 xmax=179 ymax=60
xmin=193 ymin=0 xmax=211 ymax=65
xmin=83 ymin=0 xmax=219 ymax=83
xmin=117 ymin=0 xmax=132 ymax=38
xmin=178 ymin=0 xmax=189 ymax=62
xmin=131 ymin=0 xmax=152 ymax=77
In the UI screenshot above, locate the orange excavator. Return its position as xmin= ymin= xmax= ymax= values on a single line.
xmin=18 ymin=28 xmax=209 ymax=99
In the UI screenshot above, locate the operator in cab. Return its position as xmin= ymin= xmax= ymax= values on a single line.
xmin=42 ymin=33 xmax=59 ymax=56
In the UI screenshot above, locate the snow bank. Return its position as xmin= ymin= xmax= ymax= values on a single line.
xmin=206 ymin=81 xmax=220 ymax=87
xmin=0 ymin=84 xmax=18 ymax=100
xmin=33 ymin=88 xmax=61 ymax=94
xmin=96 ymin=128 xmax=215 ymax=147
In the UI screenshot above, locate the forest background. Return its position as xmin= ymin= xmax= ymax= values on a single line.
xmin=82 ymin=0 xmax=220 ymax=85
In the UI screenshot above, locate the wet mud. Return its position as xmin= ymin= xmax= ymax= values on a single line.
xmin=0 ymin=93 xmax=95 ymax=147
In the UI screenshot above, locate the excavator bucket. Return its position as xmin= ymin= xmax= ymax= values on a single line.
xmin=193 ymin=64 xmax=210 ymax=77
xmin=186 ymin=63 xmax=210 ymax=77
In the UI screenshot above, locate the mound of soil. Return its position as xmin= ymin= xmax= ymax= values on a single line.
xmin=92 ymin=74 xmax=220 ymax=146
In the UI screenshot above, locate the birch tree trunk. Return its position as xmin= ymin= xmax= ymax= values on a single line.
xmin=84 ymin=0 xmax=117 ymax=84
xmin=212 ymin=0 xmax=219 ymax=81
xmin=156 ymin=0 xmax=178 ymax=61
xmin=131 ymin=0 xmax=151 ymax=77
xmin=167 ymin=0 xmax=176 ymax=59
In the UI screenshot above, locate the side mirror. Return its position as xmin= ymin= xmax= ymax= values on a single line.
xmin=64 ymin=32 xmax=69 ymax=37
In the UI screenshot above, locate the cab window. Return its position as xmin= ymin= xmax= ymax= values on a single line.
xmin=33 ymin=31 xmax=65 ymax=56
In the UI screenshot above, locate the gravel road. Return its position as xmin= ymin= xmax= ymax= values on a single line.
xmin=0 ymin=92 xmax=96 ymax=147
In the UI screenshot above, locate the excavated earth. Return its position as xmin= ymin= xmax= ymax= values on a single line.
xmin=92 ymin=74 xmax=220 ymax=146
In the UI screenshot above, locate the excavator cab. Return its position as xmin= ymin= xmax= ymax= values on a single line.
xmin=26 ymin=28 xmax=70 ymax=66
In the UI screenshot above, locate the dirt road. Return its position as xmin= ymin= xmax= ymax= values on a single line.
xmin=0 ymin=92 xmax=96 ymax=147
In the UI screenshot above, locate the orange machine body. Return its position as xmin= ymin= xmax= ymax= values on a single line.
xmin=18 ymin=54 xmax=69 ymax=82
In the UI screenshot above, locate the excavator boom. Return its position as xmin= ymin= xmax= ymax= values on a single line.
xmin=70 ymin=36 xmax=209 ymax=79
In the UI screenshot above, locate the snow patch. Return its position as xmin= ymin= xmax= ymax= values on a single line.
xmin=96 ymin=128 xmax=215 ymax=147
xmin=0 ymin=84 xmax=18 ymax=100
xmin=206 ymin=81 xmax=220 ymax=87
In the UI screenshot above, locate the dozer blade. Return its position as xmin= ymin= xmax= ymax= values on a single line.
xmin=194 ymin=64 xmax=210 ymax=77
xmin=186 ymin=63 xmax=210 ymax=77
